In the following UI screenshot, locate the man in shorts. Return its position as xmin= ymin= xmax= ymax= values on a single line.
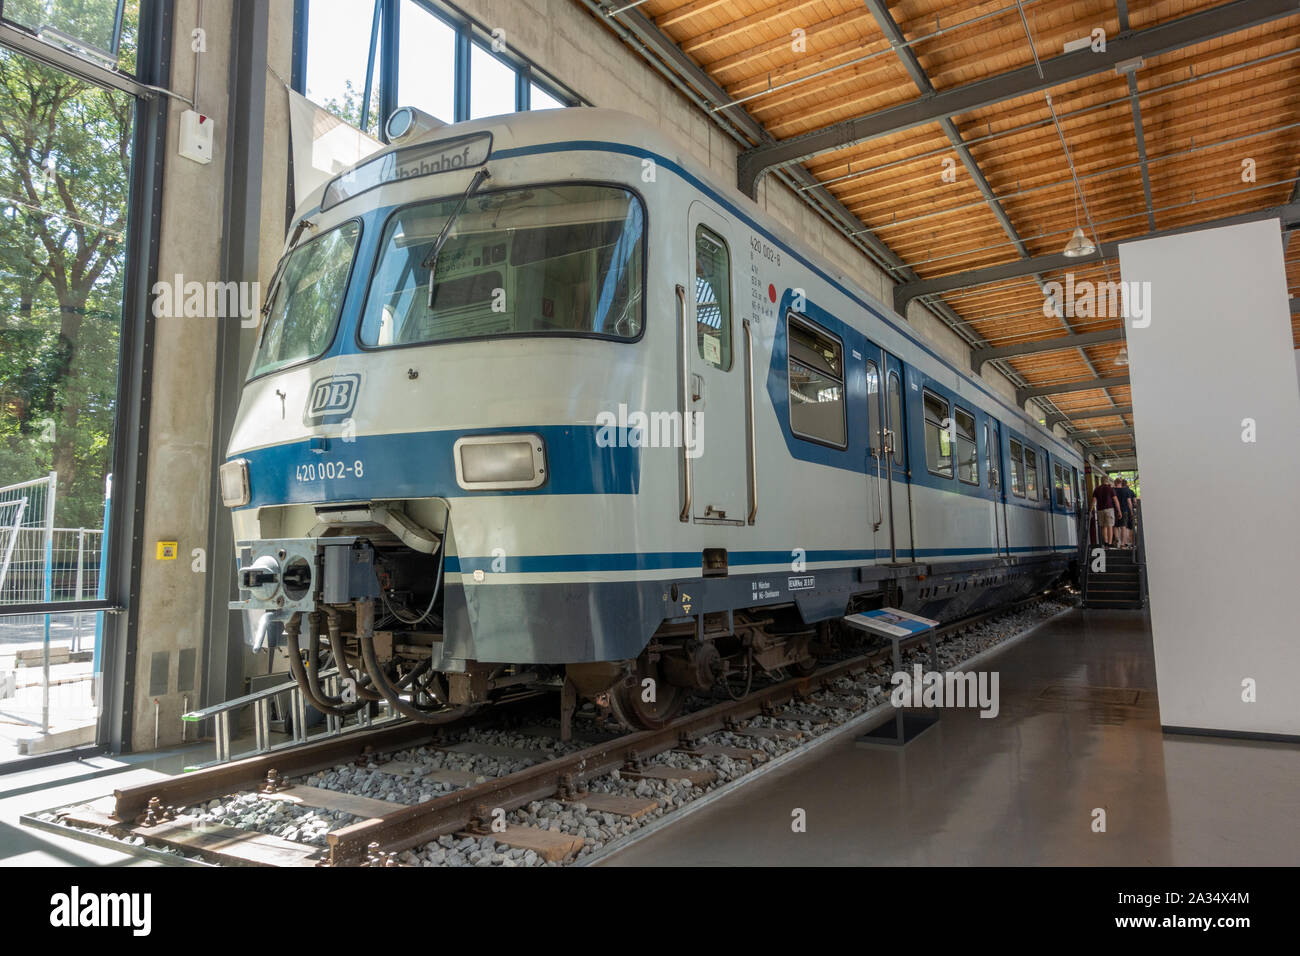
xmin=1091 ymin=476 xmax=1118 ymax=546
xmin=1115 ymin=478 xmax=1137 ymax=548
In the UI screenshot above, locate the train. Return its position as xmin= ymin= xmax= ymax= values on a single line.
xmin=220 ymin=107 xmax=1084 ymax=730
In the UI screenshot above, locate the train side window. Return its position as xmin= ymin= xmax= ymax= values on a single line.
xmin=1054 ymin=463 xmax=1067 ymax=507
xmin=923 ymin=389 xmax=953 ymax=479
xmin=1024 ymin=447 xmax=1039 ymax=500
xmin=955 ymin=406 xmax=978 ymax=485
xmin=887 ymin=371 xmax=904 ymax=467
xmin=1072 ymin=466 xmax=1080 ymax=506
xmin=1009 ymin=438 xmax=1025 ymax=497
xmin=787 ymin=315 xmax=846 ymax=448
xmin=694 ymin=226 xmax=732 ymax=370
xmin=865 ymin=360 xmax=882 ymax=456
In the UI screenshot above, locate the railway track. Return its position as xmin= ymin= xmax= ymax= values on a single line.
xmin=23 ymin=591 xmax=1073 ymax=867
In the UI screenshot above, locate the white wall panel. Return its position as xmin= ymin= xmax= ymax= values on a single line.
xmin=1119 ymin=219 xmax=1300 ymax=737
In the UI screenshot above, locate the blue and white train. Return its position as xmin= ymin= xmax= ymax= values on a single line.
xmin=220 ymin=108 xmax=1083 ymax=729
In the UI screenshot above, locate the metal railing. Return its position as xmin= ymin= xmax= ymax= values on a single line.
xmin=0 ymin=473 xmax=111 ymax=738
xmin=181 ymin=668 xmax=400 ymax=768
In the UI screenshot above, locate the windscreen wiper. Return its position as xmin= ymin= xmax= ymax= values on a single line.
xmin=423 ymin=167 xmax=491 ymax=307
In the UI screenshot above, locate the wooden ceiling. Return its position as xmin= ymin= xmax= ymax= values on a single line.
xmin=592 ymin=0 xmax=1300 ymax=465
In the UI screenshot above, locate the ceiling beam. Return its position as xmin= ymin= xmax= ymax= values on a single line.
xmin=1045 ymin=404 xmax=1133 ymax=428
xmin=736 ymin=0 xmax=1299 ymax=196
xmin=860 ymin=0 xmax=1096 ymax=410
xmin=591 ymin=0 xmax=1038 ymax=395
xmin=894 ymin=202 xmax=1300 ymax=312
xmin=971 ymin=327 xmax=1125 ymax=373
xmin=1115 ymin=0 xmax=1156 ymax=232
xmin=1071 ymin=426 xmax=1134 ymax=439
xmin=1017 ymin=375 xmax=1130 ymax=403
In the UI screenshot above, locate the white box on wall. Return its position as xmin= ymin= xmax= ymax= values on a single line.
xmin=1118 ymin=219 xmax=1300 ymax=739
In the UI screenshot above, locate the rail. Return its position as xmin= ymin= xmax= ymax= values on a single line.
xmin=71 ymin=590 xmax=1064 ymax=865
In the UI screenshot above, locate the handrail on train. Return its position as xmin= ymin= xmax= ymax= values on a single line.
xmin=677 ymin=283 xmax=692 ymax=523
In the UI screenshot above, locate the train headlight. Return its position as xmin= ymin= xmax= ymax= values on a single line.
xmin=220 ymin=459 xmax=251 ymax=507
xmin=454 ymin=434 xmax=546 ymax=490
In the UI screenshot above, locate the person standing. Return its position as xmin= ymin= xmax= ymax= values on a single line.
xmin=1115 ymin=478 xmax=1137 ymax=548
xmin=1092 ymin=476 xmax=1118 ymax=546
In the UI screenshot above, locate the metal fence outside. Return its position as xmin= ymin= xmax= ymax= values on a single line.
xmin=0 ymin=473 xmax=108 ymax=744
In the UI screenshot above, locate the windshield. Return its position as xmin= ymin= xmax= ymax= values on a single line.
xmin=359 ymin=184 xmax=644 ymax=347
xmin=248 ymin=221 xmax=361 ymax=379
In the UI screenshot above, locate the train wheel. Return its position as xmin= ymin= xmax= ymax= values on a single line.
xmin=789 ymin=655 xmax=819 ymax=677
xmin=609 ymin=655 xmax=687 ymax=730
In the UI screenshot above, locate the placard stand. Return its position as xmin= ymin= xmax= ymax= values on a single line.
xmin=843 ymin=607 xmax=941 ymax=747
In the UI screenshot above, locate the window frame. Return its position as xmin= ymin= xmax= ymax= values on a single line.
xmin=468 ymin=36 xmax=520 ymax=119
xmin=353 ymin=180 xmax=648 ymax=354
xmin=1024 ymin=445 xmax=1039 ymax=501
xmin=922 ymin=387 xmax=954 ymax=480
xmin=294 ymin=0 xmax=584 ymax=143
xmin=786 ymin=313 xmax=848 ymax=450
xmin=887 ymin=370 xmax=904 ymax=468
xmin=954 ymin=405 xmax=978 ymax=486
xmin=247 ymin=217 xmax=365 ymax=383
xmin=865 ymin=359 xmax=882 ymax=457
xmin=694 ymin=224 xmax=734 ymax=371
xmin=1009 ymin=437 xmax=1026 ymax=498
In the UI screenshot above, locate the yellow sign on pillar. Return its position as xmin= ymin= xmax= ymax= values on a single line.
xmin=156 ymin=541 xmax=178 ymax=560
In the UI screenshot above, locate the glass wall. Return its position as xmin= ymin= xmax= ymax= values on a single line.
xmin=299 ymin=0 xmax=578 ymax=132
xmin=0 ymin=2 xmax=145 ymax=761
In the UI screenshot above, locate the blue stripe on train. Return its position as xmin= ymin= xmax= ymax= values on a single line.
xmin=235 ymin=424 xmax=640 ymax=508
xmin=448 ymin=545 xmax=1076 ymax=574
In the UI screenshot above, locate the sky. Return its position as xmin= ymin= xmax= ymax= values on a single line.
xmin=303 ymin=0 xmax=556 ymax=128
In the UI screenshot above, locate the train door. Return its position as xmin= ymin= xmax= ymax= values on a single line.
xmin=863 ymin=353 xmax=889 ymax=560
xmin=987 ymin=419 xmax=1009 ymax=557
xmin=882 ymin=355 xmax=914 ymax=561
xmin=1045 ymin=450 xmax=1055 ymax=548
xmin=685 ymin=203 xmax=747 ymax=523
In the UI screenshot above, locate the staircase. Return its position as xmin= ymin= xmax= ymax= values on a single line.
xmin=1083 ymin=547 xmax=1145 ymax=609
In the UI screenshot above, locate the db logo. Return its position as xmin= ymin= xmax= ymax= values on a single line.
xmin=303 ymin=374 xmax=361 ymax=425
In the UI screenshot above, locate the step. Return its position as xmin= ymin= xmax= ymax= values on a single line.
xmin=1081 ymin=582 xmax=1144 ymax=598
xmin=1085 ymin=598 xmax=1145 ymax=609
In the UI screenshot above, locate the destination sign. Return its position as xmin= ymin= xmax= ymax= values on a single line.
xmin=321 ymin=131 xmax=492 ymax=210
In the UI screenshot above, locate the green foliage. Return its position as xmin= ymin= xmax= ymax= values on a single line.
xmin=320 ymin=78 xmax=383 ymax=138
xmin=0 ymin=46 xmax=132 ymax=528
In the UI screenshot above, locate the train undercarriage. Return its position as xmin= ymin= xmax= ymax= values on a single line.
xmin=235 ymin=520 xmax=1066 ymax=733
xmin=271 ymin=597 xmax=831 ymax=733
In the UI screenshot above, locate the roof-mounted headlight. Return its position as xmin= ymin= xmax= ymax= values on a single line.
xmin=220 ymin=458 xmax=251 ymax=507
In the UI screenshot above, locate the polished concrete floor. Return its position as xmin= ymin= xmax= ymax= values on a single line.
xmin=0 ymin=739 xmax=223 ymax=866
xmin=3 ymin=608 xmax=1297 ymax=866
xmin=602 ymin=609 xmax=1300 ymax=866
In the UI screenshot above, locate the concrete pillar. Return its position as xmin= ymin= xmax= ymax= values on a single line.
xmin=130 ymin=0 xmax=291 ymax=750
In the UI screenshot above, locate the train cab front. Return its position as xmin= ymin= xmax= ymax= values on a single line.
xmin=221 ymin=117 xmax=655 ymax=727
